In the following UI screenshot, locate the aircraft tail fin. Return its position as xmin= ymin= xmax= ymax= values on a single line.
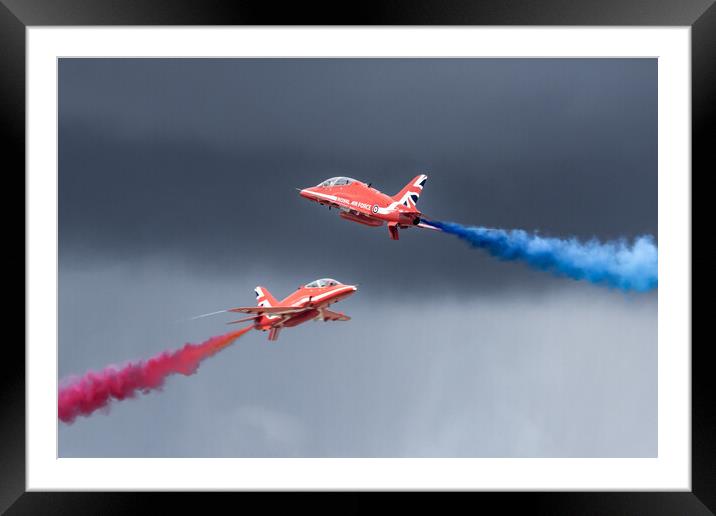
xmin=254 ymin=286 xmax=279 ymax=308
xmin=392 ymin=174 xmax=428 ymax=209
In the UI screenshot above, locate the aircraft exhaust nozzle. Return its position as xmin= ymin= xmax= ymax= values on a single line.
xmin=413 ymin=217 xmax=421 ymax=226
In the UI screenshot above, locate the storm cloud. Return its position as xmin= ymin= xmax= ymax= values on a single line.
xmin=59 ymin=58 xmax=656 ymax=295
xmin=59 ymin=58 xmax=657 ymax=457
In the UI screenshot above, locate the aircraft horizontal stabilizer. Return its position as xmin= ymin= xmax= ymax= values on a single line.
xmin=320 ymin=309 xmax=351 ymax=322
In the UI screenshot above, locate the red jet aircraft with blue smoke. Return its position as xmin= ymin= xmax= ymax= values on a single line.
xmin=194 ymin=279 xmax=358 ymax=341
xmin=299 ymin=174 xmax=437 ymax=240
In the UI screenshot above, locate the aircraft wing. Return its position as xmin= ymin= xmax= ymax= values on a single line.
xmin=227 ymin=306 xmax=307 ymax=315
xmin=319 ymin=308 xmax=351 ymax=322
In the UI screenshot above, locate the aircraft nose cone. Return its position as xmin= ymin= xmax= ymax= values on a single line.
xmin=298 ymin=188 xmax=313 ymax=199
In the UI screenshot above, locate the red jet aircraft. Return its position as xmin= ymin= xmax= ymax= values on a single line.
xmin=299 ymin=174 xmax=436 ymax=240
xmin=195 ymin=279 xmax=358 ymax=341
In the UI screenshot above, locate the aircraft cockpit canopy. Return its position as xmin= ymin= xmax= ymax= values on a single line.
xmin=305 ymin=278 xmax=342 ymax=288
xmin=317 ymin=177 xmax=355 ymax=187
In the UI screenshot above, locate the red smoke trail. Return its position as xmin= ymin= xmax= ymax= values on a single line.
xmin=58 ymin=326 xmax=252 ymax=424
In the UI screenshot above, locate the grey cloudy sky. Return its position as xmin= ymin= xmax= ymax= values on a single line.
xmin=58 ymin=58 xmax=657 ymax=457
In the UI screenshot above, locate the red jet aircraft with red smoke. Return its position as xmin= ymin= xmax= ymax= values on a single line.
xmin=195 ymin=279 xmax=358 ymax=341
xmin=299 ymin=174 xmax=437 ymax=240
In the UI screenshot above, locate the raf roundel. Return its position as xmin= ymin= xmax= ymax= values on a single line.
xmin=372 ymin=204 xmax=380 ymax=214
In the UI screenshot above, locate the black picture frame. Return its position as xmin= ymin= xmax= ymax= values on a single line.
xmin=6 ymin=0 xmax=710 ymax=512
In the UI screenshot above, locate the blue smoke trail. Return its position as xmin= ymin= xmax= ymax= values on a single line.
xmin=423 ymin=220 xmax=657 ymax=292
